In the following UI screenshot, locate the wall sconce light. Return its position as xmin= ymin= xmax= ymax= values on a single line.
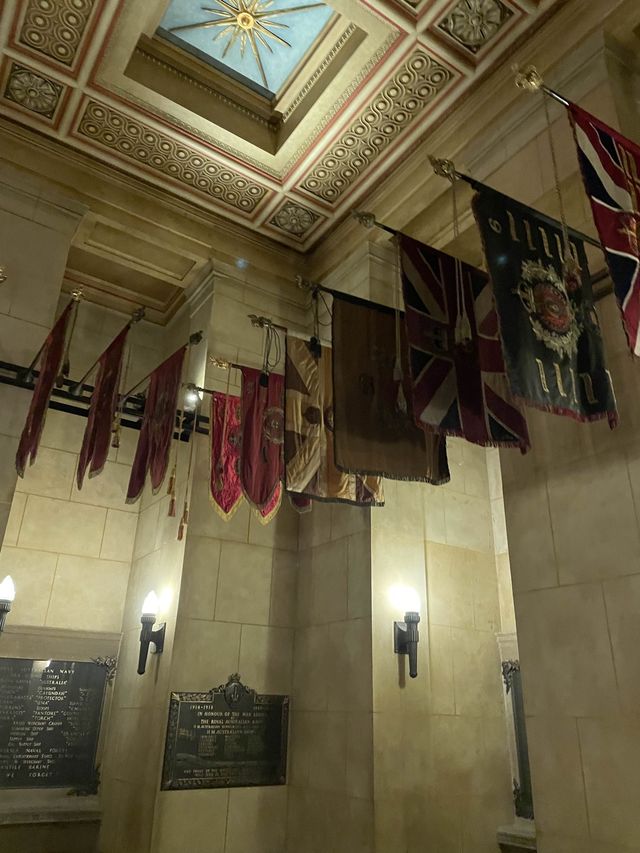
xmin=137 ymin=591 xmax=166 ymax=675
xmin=390 ymin=585 xmax=420 ymax=679
xmin=0 ymin=576 xmax=15 ymax=633
xmin=394 ymin=612 xmax=420 ymax=678
xmin=183 ymin=383 xmax=203 ymax=411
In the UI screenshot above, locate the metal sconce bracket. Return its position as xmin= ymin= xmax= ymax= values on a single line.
xmin=0 ymin=600 xmax=11 ymax=633
xmin=137 ymin=616 xmax=166 ymax=675
xmin=393 ymin=611 xmax=420 ymax=678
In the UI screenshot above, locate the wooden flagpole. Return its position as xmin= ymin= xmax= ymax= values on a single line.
xmin=69 ymin=307 xmax=145 ymax=396
xmin=120 ymin=331 xmax=203 ymax=402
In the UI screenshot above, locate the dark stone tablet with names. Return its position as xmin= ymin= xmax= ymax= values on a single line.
xmin=161 ymin=673 xmax=288 ymax=790
xmin=0 ymin=658 xmax=107 ymax=791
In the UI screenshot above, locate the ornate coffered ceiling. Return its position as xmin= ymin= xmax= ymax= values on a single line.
xmin=0 ymin=0 xmax=558 ymax=320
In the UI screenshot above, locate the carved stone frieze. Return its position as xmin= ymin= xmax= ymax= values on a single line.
xmin=438 ymin=0 xmax=513 ymax=54
xmin=76 ymin=100 xmax=268 ymax=214
xmin=4 ymin=62 xmax=63 ymax=118
xmin=269 ymin=200 xmax=321 ymax=238
xmin=299 ymin=50 xmax=453 ymax=203
xmin=19 ymin=0 xmax=97 ymax=66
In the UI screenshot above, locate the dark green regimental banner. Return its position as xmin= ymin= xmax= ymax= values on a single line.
xmin=472 ymin=185 xmax=617 ymax=426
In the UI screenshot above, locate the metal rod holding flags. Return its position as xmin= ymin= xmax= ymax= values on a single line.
xmin=428 ymin=156 xmax=602 ymax=250
xmin=69 ymin=307 xmax=146 ymax=397
xmin=248 ymin=314 xmax=288 ymax=334
xmin=19 ymin=290 xmax=83 ymax=384
xmin=121 ymin=331 xmax=203 ymax=402
xmin=514 ymin=64 xmax=569 ymax=107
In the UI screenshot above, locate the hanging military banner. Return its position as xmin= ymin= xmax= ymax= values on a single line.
xmin=472 ymin=186 xmax=617 ymax=426
xmin=285 ymin=336 xmax=384 ymax=506
xmin=399 ymin=235 xmax=530 ymax=451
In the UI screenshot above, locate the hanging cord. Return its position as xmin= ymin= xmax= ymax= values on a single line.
xmin=261 ymin=322 xmax=282 ymax=379
xmin=112 ymin=338 xmax=132 ymax=450
xmin=309 ymin=290 xmax=322 ymax=357
xmin=178 ymin=395 xmax=200 ymax=541
xmin=215 ymin=363 xmax=235 ymax=491
xmin=168 ymin=343 xmax=193 ymax=517
xmin=393 ymin=237 xmax=408 ymax=414
xmin=542 ymin=91 xmax=580 ymax=285
xmin=450 ymin=176 xmax=472 ymax=346
xmin=167 ymin=404 xmax=186 ymax=517
xmin=56 ymin=291 xmax=82 ymax=387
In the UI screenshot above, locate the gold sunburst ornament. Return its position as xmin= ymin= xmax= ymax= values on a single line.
xmin=169 ymin=0 xmax=326 ymax=90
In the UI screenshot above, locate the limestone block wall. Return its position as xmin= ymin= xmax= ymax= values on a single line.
xmin=501 ymin=291 xmax=640 ymax=853
xmin=371 ymin=441 xmax=514 ymax=853
xmin=0 ymin=300 xmax=164 ymax=633
xmin=0 ymin=410 xmax=138 ymax=633
xmin=0 ymin=165 xmax=86 ymax=543
xmin=149 ymin=435 xmax=298 ymax=853
xmin=98 ymin=442 xmax=189 ymax=853
xmin=287 ymin=501 xmax=374 ymax=853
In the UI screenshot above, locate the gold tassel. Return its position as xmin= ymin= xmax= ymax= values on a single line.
xmin=111 ymin=417 xmax=121 ymax=449
xmin=168 ymin=496 xmax=176 ymax=518
xmin=167 ymin=465 xmax=176 ymax=496
xmin=562 ymin=253 xmax=581 ymax=295
xmin=177 ymin=501 xmax=189 ymax=541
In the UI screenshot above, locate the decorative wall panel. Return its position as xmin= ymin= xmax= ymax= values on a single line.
xmin=437 ymin=0 xmax=513 ymax=54
xmin=77 ymin=101 xmax=268 ymax=213
xmin=300 ymin=50 xmax=454 ymax=203
xmin=19 ymin=0 xmax=97 ymax=66
xmin=269 ymin=200 xmax=322 ymax=238
xmin=4 ymin=62 xmax=64 ymax=118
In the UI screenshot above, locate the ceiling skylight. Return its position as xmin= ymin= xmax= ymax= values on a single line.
xmin=158 ymin=0 xmax=334 ymax=95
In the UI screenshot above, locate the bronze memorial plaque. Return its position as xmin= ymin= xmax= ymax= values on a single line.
xmin=0 ymin=658 xmax=108 ymax=791
xmin=161 ymin=674 xmax=289 ymax=790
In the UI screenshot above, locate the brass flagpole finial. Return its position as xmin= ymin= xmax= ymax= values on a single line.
xmin=209 ymin=356 xmax=231 ymax=370
xmin=351 ymin=210 xmax=376 ymax=229
xmin=514 ymin=64 xmax=543 ymax=93
xmin=429 ymin=156 xmax=458 ymax=182
xmin=0 ymin=266 xmax=7 ymax=284
xmin=248 ymin=314 xmax=273 ymax=330
xmin=131 ymin=307 xmax=146 ymax=323
xmin=71 ymin=287 xmax=84 ymax=302
xmin=296 ymin=275 xmax=320 ymax=293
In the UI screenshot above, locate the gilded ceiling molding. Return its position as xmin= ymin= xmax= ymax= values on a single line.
xmin=437 ymin=0 xmax=513 ymax=54
xmin=103 ymin=80 xmax=282 ymax=179
xmin=282 ymin=31 xmax=399 ymax=176
xmin=268 ymin=200 xmax=322 ymax=238
xmin=281 ymin=23 xmax=358 ymax=122
xmin=76 ymin=100 xmax=268 ymax=214
xmin=300 ymin=50 xmax=454 ymax=203
xmin=19 ymin=0 xmax=97 ymax=67
xmin=134 ymin=47 xmax=273 ymax=129
xmin=4 ymin=62 xmax=64 ymax=118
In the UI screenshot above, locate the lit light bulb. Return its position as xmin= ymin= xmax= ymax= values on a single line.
xmin=388 ymin=584 xmax=420 ymax=613
xmin=141 ymin=590 xmax=159 ymax=618
xmin=184 ymin=384 xmax=202 ymax=410
xmin=0 ymin=576 xmax=16 ymax=603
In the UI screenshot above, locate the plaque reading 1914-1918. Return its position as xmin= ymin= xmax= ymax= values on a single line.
xmin=0 ymin=658 xmax=108 ymax=791
xmin=161 ymin=674 xmax=289 ymax=791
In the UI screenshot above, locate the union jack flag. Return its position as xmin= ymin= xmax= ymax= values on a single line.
xmin=569 ymin=103 xmax=640 ymax=355
xmin=399 ymin=236 xmax=530 ymax=451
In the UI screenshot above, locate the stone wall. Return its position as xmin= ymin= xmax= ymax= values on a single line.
xmin=371 ymin=443 xmax=514 ymax=853
xmin=502 ymin=291 xmax=640 ymax=853
xmin=287 ymin=501 xmax=374 ymax=852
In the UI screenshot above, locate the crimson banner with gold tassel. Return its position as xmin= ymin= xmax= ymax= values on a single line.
xmin=77 ymin=324 xmax=130 ymax=489
xmin=126 ymin=345 xmax=187 ymax=503
xmin=16 ymin=300 xmax=76 ymax=477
